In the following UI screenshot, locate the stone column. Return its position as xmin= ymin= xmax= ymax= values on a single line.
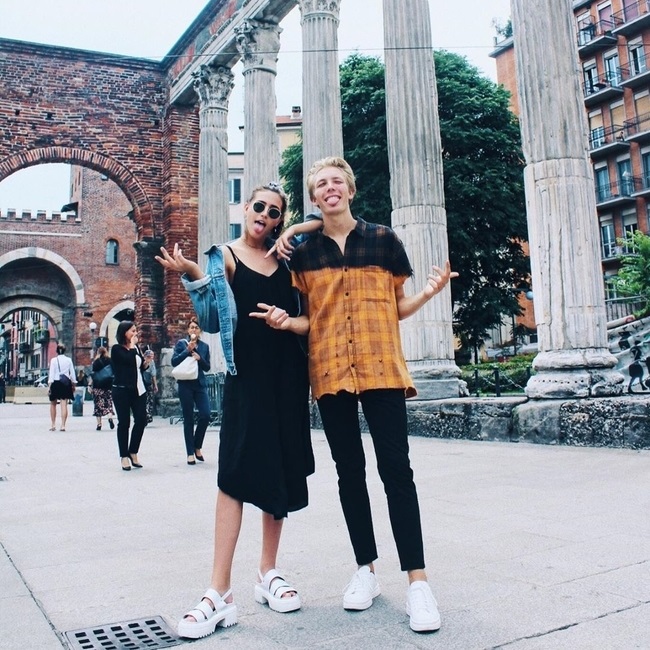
xmin=382 ymin=0 xmax=459 ymax=399
xmin=512 ymin=0 xmax=623 ymax=398
xmin=235 ymin=19 xmax=282 ymax=198
xmin=192 ymin=65 xmax=234 ymax=377
xmin=298 ymin=0 xmax=344 ymax=215
xmin=192 ymin=64 xmax=234 ymax=257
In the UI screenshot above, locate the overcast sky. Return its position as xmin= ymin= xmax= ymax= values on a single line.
xmin=0 ymin=0 xmax=512 ymax=211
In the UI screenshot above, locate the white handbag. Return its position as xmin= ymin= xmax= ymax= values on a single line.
xmin=171 ymin=356 xmax=199 ymax=381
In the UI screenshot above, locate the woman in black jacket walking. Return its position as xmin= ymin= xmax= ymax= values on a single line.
xmin=111 ymin=321 xmax=150 ymax=471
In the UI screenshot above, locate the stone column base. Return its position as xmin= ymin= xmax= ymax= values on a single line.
xmin=409 ymin=366 xmax=461 ymax=400
xmin=525 ymin=368 xmax=624 ymax=399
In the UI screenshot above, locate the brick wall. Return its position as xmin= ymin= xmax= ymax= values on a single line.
xmin=0 ymin=39 xmax=200 ymax=367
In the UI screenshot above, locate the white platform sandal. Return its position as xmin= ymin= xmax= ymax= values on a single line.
xmin=177 ymin=587 xmax=237 ymax=639
xmin=254 ymin=569 xmax=301 ymax=613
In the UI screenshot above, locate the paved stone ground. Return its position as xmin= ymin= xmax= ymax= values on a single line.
xmin=1 ymin=403 xmax=649 ymax=649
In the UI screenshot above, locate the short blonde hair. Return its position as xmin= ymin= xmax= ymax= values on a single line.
xmin=306 ymin=156 xmax=356 ymax=201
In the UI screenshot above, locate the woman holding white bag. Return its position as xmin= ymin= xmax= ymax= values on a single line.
xmin=171 ymin=318 xmax=211 ymax=465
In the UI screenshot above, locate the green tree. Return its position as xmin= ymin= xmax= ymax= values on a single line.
xmin=434 ymin=50 xmax=528 ymax=360
xmin=492 ymin=18 xmax=513 ymax=40
xmin=280 ymin=54 xmax=392 ymax=225
xmin=280 ymin=52 xmax=529 ymax=359
xmin=609 ymin=230 xmax=650 ymax=317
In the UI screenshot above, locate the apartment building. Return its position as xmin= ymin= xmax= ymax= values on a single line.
xmin=492 ymin=0 xmax=650 ymax=313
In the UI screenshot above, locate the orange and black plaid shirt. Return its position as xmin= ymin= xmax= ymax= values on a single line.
xmin=291 ymin=217 xmax=417 ymax=400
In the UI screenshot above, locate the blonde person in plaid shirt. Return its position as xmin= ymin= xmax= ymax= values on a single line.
xmin=262 ymin=156 xmax=456 ymax=633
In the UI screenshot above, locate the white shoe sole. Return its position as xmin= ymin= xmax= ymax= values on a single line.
xmin=406 ymin=603 xmax=441 ymax=632
xmin=254 ymin=583 xmax=301 ymax=613
xmin=177 ymin=603 xmax=237 ymax=639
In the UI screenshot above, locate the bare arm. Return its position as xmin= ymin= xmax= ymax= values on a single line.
xmin=396 ymin=261 xmax=458 ymax=320
xmin=266 ymin=217 xmax=323 ymax=260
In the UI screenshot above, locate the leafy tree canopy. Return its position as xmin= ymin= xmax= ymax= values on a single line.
xmin=610 ymin=230 xmax=650 ymax=317
xmin=280 ymin=51 xmax=529 ymax=355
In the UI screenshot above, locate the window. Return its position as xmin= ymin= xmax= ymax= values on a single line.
xmin=623 ymin=0 xmax=640 ymax=21
xmin=595 ymin=165 xmax=611 ymax=201
xmin=604 ymin=51 xmax=621 ymax=86
xmin=600 ymin=218 xmax=616 ymax=259
xmin=629 ymin=41 xmax=646 ymax=76
xmin=229 ymin=223 xmax=241 ymax=239
xmin=229 ymin=178 xmax=241 ymax=204
xmin=577 ymin=13 xmax=595 ymax=46
xmin=589 ymin=111 xmax=605 ymax=147
xmin=583 ymin=62 xmax=598 ymax=92
xmin=617 ymin=158 xmax=633 ymax=194
xmin=105 ymin=239 xmax=119 ymax=265
xmin=610 ymin=101 xmax=626 ymax=139
xmin=622 ymin=211 xmax=638 ymax=252
xmin=604 ymin=273 xmax=617 ymax=301
xmin=598 ymin=2 xmax=613 ymax=27
xmin=641 ymin=148 xmax=650 ymax=189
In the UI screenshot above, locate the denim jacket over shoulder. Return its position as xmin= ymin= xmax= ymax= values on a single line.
xmin=181 ymin=245 xmax=237 ymax=375
xmin=181 ymin=242 xmax=307 ymax=375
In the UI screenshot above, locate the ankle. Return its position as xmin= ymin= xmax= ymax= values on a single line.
xmin=407 ymin=569 xmax=427 ymax=584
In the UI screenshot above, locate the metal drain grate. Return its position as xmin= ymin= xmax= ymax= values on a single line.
xmin=64 ymin=616 xmax=182 ymax=650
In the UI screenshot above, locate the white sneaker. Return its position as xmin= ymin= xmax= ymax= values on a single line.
xmin=406 ymin=581 xmax=441 ymax=632
xmin=343 ymin=566 xmax=381 ymax=610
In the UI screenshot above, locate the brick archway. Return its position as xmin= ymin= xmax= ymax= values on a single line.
xmin=0 ymin=148 xmax=156 ymax=238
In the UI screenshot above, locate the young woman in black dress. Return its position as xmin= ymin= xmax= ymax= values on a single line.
xmin=157 ymin=183 xmax=313 ymax=639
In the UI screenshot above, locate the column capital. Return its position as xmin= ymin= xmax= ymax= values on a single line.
xmin=298 ymin=0 xmax=342 ymax=19
xmin=235 ymin=19 xmax=282 ymax=75
xmin=192 ymin=64 xmax=234 ymax=111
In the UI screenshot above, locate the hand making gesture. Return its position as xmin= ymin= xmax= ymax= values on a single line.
xmin=423 ymin=261 xmax=458 ymax=299
xmin=155 ymin=243 xmax=203 ymax=281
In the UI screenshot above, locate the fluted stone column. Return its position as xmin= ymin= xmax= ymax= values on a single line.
xmin=299 ymin=0 xmax=344 ymax=216
xmin=383 ymin=0 xmax=459 ymax=399
xmin=235 ymin=19 xmax=282 ymax=198
xmin=192 ymin=64 xmax=234 ymax=374
xmin=512 ymin=0 xmax=623 ymax=398
xmin=192 ymin=64 xmax=234 ymax=256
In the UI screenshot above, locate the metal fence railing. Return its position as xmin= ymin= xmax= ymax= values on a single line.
xmin=462 ymin=365 xmax=532 ymax=397
xmin=169 ymin=372 xmax=224 ymax=426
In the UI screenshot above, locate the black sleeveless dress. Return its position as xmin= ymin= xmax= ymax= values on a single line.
xmin=217 ymin=250 xmax=314 ymax=519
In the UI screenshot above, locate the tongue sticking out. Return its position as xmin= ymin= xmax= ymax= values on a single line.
xmin=252 ymin=221 xmax=265 ymax=234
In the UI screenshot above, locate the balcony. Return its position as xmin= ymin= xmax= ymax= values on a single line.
xmin=631 ymin=173 xmax=650 ymax=198
xmin=611 ymin=0 xmax=650 ymax=36
xmin=18 ymin=342 xmax=32 ymax=354
xmin=583 ymin=73 xmax=624 ymax=107
xmin=595 ymin=178 xmax=638 ymax=208
xmin=33 ymin=328 xmax=50 ymax=344
xmin=577 ymin=17 xmax=618 ymax=56
xmin=624 ymin=111 xmax=650 ymax=143
xmin=619 ymin=57 xmax=650 ymax=89
xmin=589 ymin=124 xmax=630 ymax=158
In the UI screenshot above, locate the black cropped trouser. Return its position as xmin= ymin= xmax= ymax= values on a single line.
xmin=317 ymin=388 xmax=425 ymax=571
xmin=111 ymin=386 xmax=147 ymax=458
